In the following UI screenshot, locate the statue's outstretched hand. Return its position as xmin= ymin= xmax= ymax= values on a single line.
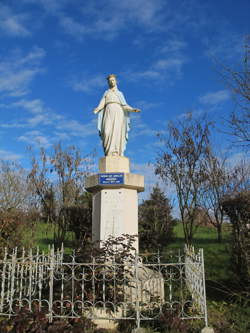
xmin=93 ymin=108 xmax=99 ymax=114
xmin=133 ymin=108 xmax=141 ymax=113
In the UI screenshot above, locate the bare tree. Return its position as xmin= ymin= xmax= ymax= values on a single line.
xmin=219 ymin=36 xmax=250 ymax=146
xmin=0 ymin=160 xmax=39 ymax=252
xmin=155 ymin=113 xmax=212 ymax=244
xmin=201 ymin=153 xmax=229 ymax=242
xmin=0 ymin=160 xmax=33 ymax=211
xmin=226 ymin=159 xmax=250 ymax=194
xmin=28 ymin=144 xmax=93 ymax=246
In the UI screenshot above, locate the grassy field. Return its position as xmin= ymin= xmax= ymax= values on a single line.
xmin=30 ymin=222 xmax=75 ymax=253
xmin=33 ymin=222 xmax=239 ymax=302
xmin=33 ymin=221 xmax=232 ymax=283
xmin=169 ymin=223 xmax=233 ymax=283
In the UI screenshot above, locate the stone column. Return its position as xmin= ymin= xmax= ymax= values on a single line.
xmin=85 ymin=156 xmax=144 ymax=253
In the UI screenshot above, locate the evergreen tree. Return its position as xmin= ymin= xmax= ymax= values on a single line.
xmin=139 ymin=185 xmax=175 ymax=252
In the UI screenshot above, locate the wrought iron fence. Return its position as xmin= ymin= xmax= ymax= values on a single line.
xmin=0 ymin=245 xmax=208 ymax=328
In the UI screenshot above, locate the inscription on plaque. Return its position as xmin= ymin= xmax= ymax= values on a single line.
xmin=99 ymin=173 xmax=124 ymax=185
xmin=101 ymin=189 xmax=124 ymax=239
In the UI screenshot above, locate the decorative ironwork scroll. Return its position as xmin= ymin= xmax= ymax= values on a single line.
xmin=0 ymin=245 xmax=208 ymax=328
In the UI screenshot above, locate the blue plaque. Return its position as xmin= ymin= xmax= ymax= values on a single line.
xmin=99 ymin=173 xmax=124 ymax=185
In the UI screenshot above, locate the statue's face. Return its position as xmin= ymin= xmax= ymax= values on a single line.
xmin=108 ymin=77 xmax=116 ymax=88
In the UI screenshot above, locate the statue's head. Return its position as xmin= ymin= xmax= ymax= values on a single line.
xmin=107 ymin=74 xmax=117 ymax=88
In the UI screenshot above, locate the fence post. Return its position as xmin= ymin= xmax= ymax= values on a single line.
xmin=200 ymin=248 xmax=208 ymax=327
xmin=48 ymin=246 xmax=54 ymax=323
xmin=135 ymin=252 xmax=140 ymax=329
xmin=9 ymin=248 xmax=18 ymax=315
xmin=0 ymin=248 xmax=8 ymax=313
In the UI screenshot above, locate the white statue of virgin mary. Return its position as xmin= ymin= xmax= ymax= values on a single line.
xmin=93 ymin=74 xmax=140 ymax=157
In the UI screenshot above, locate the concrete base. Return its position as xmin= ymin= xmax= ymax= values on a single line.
xmin=201 ymin=327 xmax=214 ymax=333
xmin=99 ymin=156 xmax=130 ymax=173
xmin=92 ymin=187 xmax=139 ymax=251
xmin=132 ymin=328 xmax=148 ymax=333
xmin=125 ymin=265 xmax=164 ymax=304
xmin=91 ymin=308 xmax=122 ymax=329
xmin=85 ymin=157 xmax=144 ymax=253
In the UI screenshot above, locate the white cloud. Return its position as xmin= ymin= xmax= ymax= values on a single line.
xmin=25 ymin=0 xmax=166 ymax=40
xmin=59 ymin=16 xmax=89 ymax=39
xmin=53 ymin=132 xmax=70 ymax=141
xmin=151 ymin=37 xmax=188 ymax=79
xmin=1 ymin=98 xmax=63 ymax=128
xmin=21 ymin=0 xmax=66 ymax=11
xmin=0 ymin=47 xmax=45 ymax=97
xmin=0 ymin=149 xmax=22 ymax=161
xmin=126 ymin=37 xmax=188 ymax=83
xmin=1 ymin=95 xmax=96 ymax=142
xmin=131 ymin=162 xmax=176 ymax=202
xmin=0 ymin=4 xmax=31 ymax=37
xmin=131 ymin=162 xmax=161 ymax=201
xmin=135 ymin=100 xmax=161 ymax=111
xmin=108 ymin=0 xmax=165 ymax=28
xmin=55 ymin=118 xmax=97 ymax=138
xmin=203 ymin=31 xmax=245 ymax=63
xmin=160 ymin=39 xmax=187 ymax=53
xmin=199 ymin=90 xmax=230 ymax=105
xmin=35 ymin=0 xmax=67 ymax=12
xmin=27 ymin=114 xmax=52 ymax=127
xmin=226 ymin=152 xmax=250 ymax=169
xmin=129 ymin=113 xmax=156 ymax=139
xmin=153 ymin=56 xmax=187 ymax=76
xmin=72 ymin=74 xmax=106 ymax=93
xmin=127 ymin=70 xmax=162 ymax=81
xmin=13 ymin=99 xmax=47 ymax=114
xmin=18 ymin=130 xmax=52 ymax=148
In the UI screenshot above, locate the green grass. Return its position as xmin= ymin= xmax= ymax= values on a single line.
xmin=168 ymin=223 xmax=250 ymax=331
xmin=32 ymin=221 xmax=232 ymax=284
xmin=29 ymin=222 xmax=75 ymax=253
xmin=169 ymin=223 xmax=232 ymax=283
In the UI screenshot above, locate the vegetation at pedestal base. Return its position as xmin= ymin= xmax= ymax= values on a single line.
xmin=117 ymin=307 xmax=203 ymax=333
xmin=0 ymin=308 xmax=96 ymax=333
xmin=28 ymin=143 xmax=93 ymax=247
xmin=155 ymin=113 xmax=213 ymax=245
xmin=139 ymin=185 xmax=175 ymax=252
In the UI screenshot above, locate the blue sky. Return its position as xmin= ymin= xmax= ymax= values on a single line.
xmin=0 ymin=0 xmax=249 ymax=199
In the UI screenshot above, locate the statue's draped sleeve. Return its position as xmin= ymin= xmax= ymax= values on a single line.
xmin=97 ymin=91 xmax=106 ymax=137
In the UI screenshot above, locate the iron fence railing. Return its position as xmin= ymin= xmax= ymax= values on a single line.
xmin=0 ymin=245 xmax=208 ymax=328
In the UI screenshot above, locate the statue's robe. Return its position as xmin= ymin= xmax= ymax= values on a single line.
xmin=97 ymin=89 xmax=130 ymax=156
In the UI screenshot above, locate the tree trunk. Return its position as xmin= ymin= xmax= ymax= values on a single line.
xmin=217 ymin=224 xmax=222 ymax=243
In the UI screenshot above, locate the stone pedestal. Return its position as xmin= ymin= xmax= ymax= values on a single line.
xmin=99 ymin=156 xmax=130 ymax=173
xmin=85 ymin=156 xmax=144 ymax=252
